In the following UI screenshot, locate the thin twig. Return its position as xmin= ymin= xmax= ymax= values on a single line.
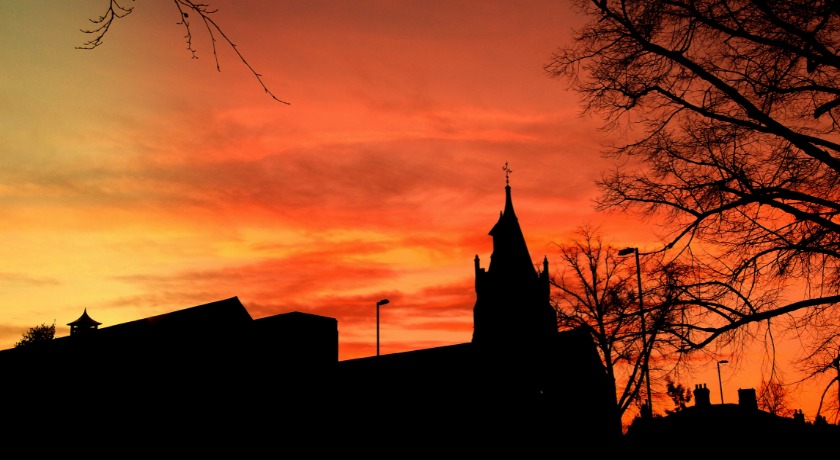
xmin=78 ymin=0 xmax=289 ymax=104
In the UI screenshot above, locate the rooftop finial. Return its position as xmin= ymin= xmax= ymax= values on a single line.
xmin=503 ymin=161 xmax=512 ymax=185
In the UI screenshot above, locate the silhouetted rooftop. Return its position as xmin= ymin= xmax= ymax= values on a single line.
xmin=623 ymin=402 xmax=840 ymax=454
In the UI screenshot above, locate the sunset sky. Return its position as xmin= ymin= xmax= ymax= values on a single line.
xmin=1 ymin=1 xmax=832 ymax=422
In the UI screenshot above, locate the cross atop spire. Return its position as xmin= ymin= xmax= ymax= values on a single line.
xmin=503 ymin=161 xmax=512 ymax=185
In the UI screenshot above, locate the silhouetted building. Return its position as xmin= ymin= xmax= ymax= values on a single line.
xmin=472 ymin=181 xmax=557 ymax=348
xmin=738 ymin=387 xmax=758 ymax=410
xmin=694 ymin=383 xmax=711 ymax=406
xmin=624 ymin=382 xmax=840 ymax=455
xmin=334 ymin=181 xmax=617 ymax=452
xmin=0 ymin=179 xmax=618 ymax=453
xmin=0 ymin=297 xmax=338 ymax=450
xmin=67 ymin=308 xmax=100 ymax=335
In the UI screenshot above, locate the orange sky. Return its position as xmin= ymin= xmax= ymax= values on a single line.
xmin=1 ymin=1 xmax=834 ymax=423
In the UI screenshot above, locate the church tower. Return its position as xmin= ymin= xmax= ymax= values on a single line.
xmin=472 ymin=163 xmax=557 ymax=348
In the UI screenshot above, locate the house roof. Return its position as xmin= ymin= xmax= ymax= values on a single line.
xmin=84 ymin=296 xmax=253 ymax=342
xmin=623 ymin=402 xmax=840 ymax=454
xmin=7 ymin=296 xmax=255 ymax=354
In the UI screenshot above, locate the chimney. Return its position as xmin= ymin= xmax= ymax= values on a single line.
xmin=738 ymin=388 xmax=757 ymax=410
xmin=693 ymin=383 xmax=711 ymax=407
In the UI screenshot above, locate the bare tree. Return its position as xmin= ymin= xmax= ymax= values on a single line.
xmin=552 ymin=226 xmax=685 ymax=429
xmin=80 ymin=0 xmax=288 ymax=104
xmin=546 ymin=0 xmax=840 ymax=404
xmin=803 ymin=345 xmax=840 ymax=424
xmin=757 ymin=378 xmax=793 ymax=417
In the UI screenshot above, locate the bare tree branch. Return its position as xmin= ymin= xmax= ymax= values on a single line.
xmin=548 ymin=0 xmax=840 ymax=407
xmin=78 ymin=0 xmax=289 ymax=104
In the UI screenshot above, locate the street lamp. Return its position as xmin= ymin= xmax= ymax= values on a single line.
xmin=619 ymin=246 xmax=652 ymax=417
xmin=376 ymin=299 xmax=390 ymax=356
xmin=832 ymin=352 xmax=839 ymax=414
xmin=717 ymin=359 xmax=729 ymax=404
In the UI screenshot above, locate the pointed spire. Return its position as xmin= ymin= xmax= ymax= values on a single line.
xmin=500 ymin=161 xmax=517 ymax=220
xmin=503 ymin=178 xmax=517 ymax=220
xmin=472 ymin=167 xmax=557 ymax=347
xmin=488 ymin=165 xmax=531 ymax=274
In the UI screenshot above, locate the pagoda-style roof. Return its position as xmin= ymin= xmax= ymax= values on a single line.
xmin=67 ymin=308 xmax=101 ymax=334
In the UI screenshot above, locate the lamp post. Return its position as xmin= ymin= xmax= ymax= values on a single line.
xmin=619 ymin=246 xmax=651 ymax=417
xmin=832 ymin=352 xmax=839 ymax=414
xmin=376 ymin=299 xmax=390 ymax=356
xmin=717 ymin=359 xmax=729 ymax=404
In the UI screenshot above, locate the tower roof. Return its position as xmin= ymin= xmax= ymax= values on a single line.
xmin=472 ymin=166 xmax=556 ymax=346
xmin=67 ymin=308 xmax=101 ymax=327
xmin=487 ymin=184 xmax=537 ymax=277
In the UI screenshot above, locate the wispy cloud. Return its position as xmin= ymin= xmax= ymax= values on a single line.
xmin=0 ymin=272 xmax=60 ymax=287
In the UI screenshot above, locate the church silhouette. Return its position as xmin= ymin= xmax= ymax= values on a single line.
xmin=0 ymin=177 xmax=619 ymax=453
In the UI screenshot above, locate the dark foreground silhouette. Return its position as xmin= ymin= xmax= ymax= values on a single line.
xmin=1 ymin=180 xmax=835 ymax=455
